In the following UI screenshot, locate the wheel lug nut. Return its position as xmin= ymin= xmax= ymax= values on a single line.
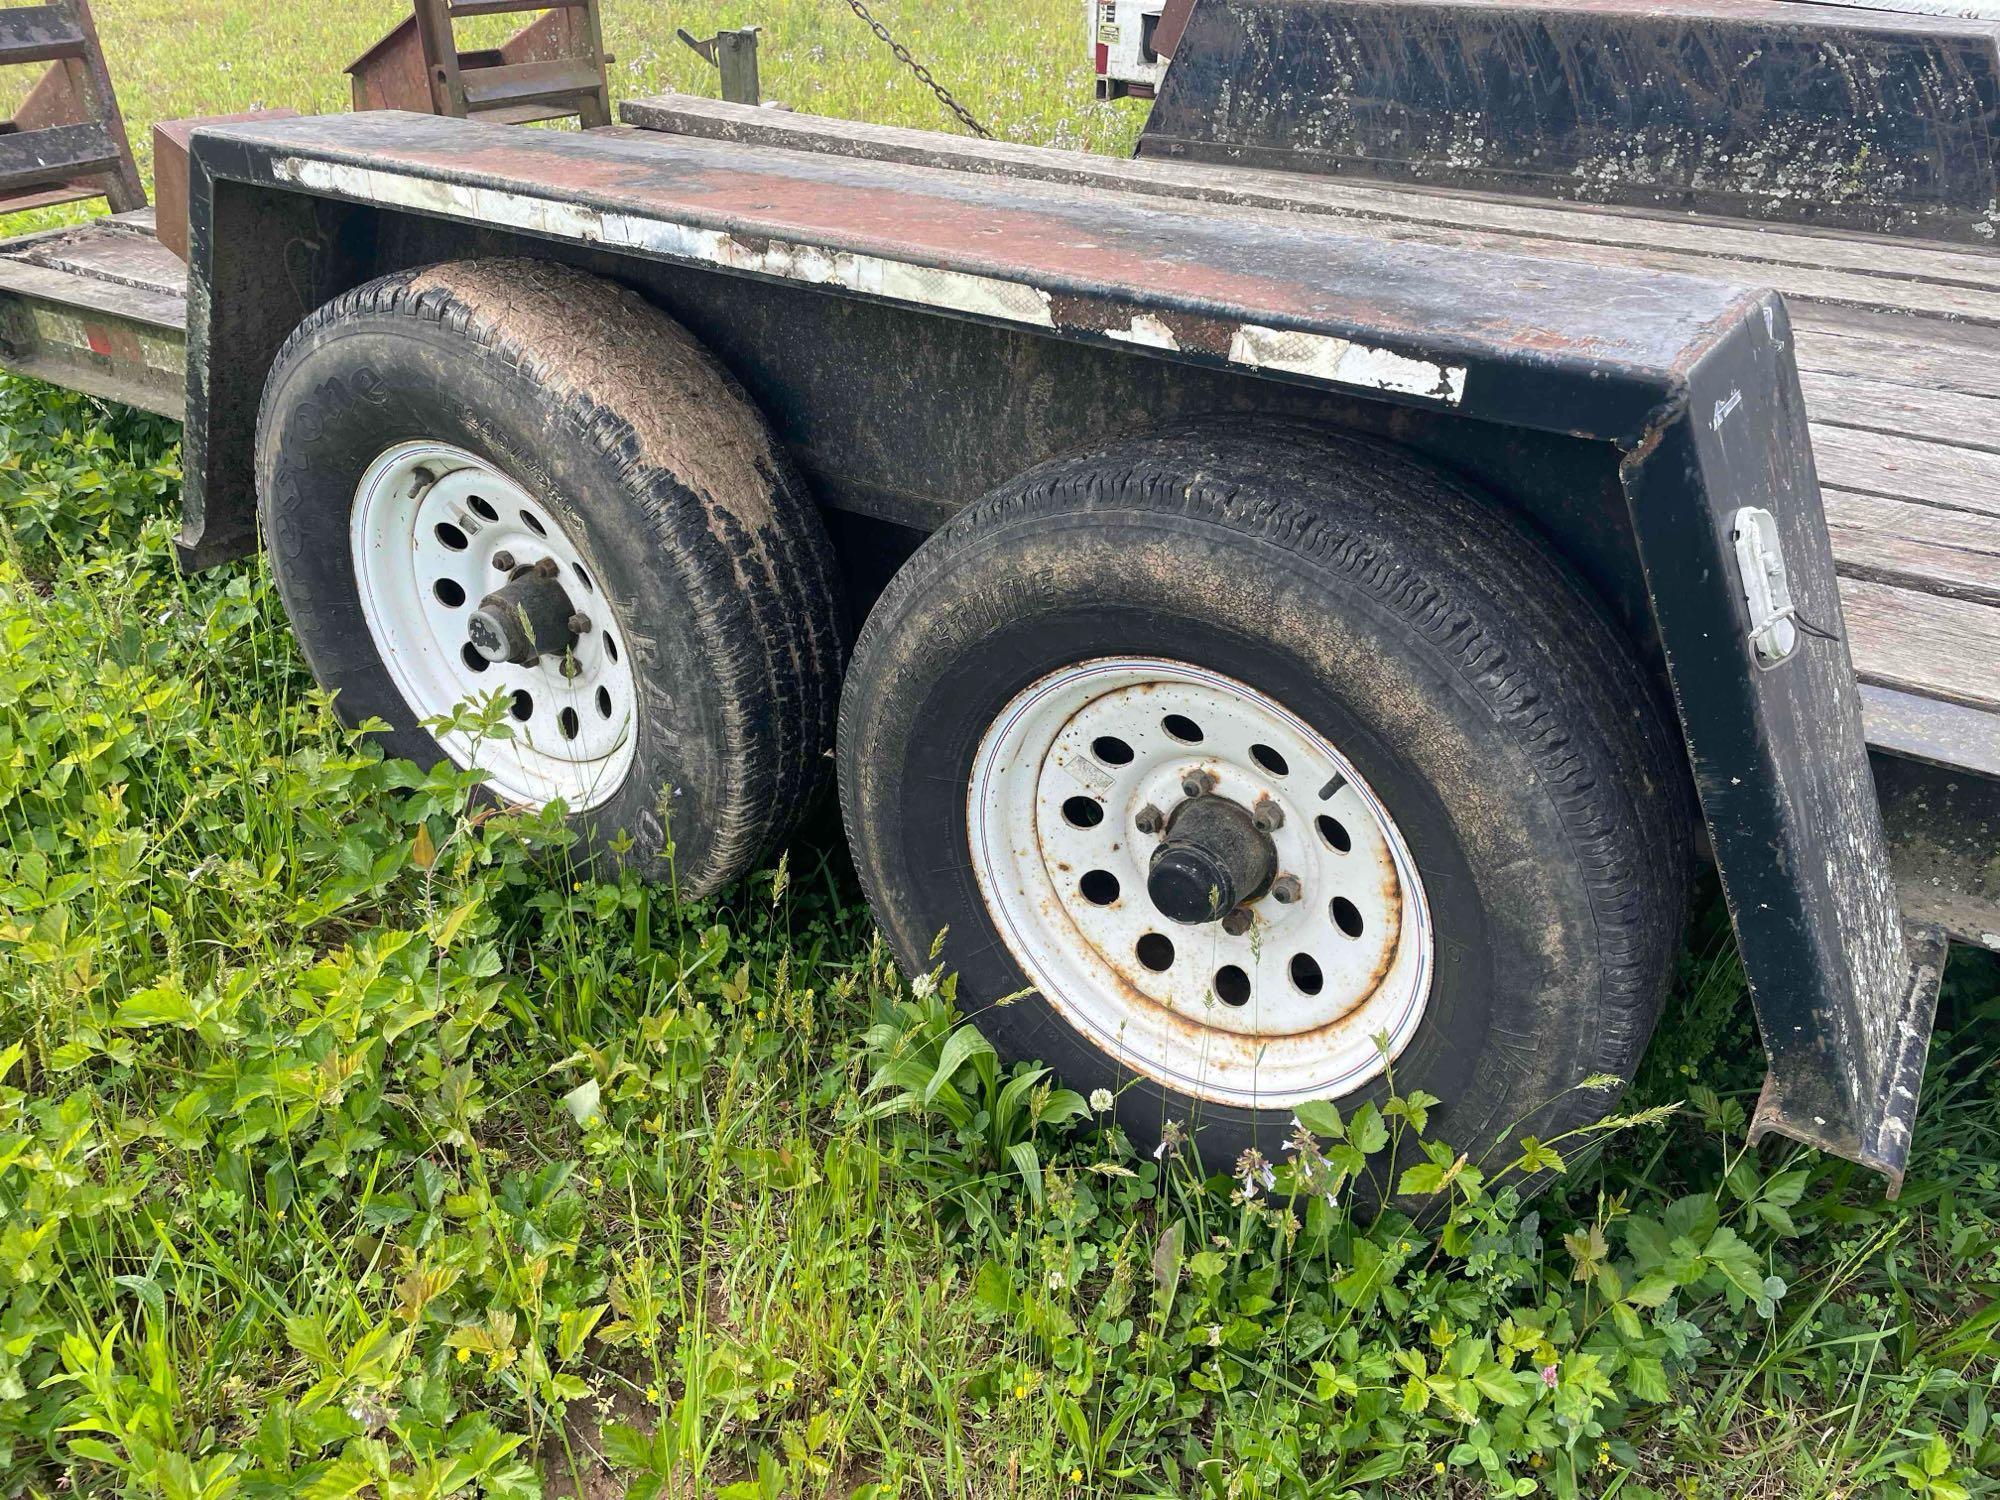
xmin=1271 ymin=874 xmax=1302 ymax=904
xmin=1135 ymin=804 xmax=1165 ymax=835
xmin=492 ymin=550 xmax=515 ymax=571
xmin=1181 ymin=769 xmax=1216 ymax=798
xmin=568 ymin=612 xmax=592 ymax=635
xmin=533 ymin=557 xmax=560 ymax=579
xmin=1221 ymin=906 xmax=1255 ymax=936
xmin=1253 ymin=795 xmax=1284 ymax=833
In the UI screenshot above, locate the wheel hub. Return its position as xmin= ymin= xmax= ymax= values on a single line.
xmin=1147 ymin=794 xmax=1276 ymax=924
xmin=468 ymin=558 xmax=580 ymax=666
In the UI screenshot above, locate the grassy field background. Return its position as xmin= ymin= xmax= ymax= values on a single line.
xmin=0 ymin=3 xmax=1996 ymax=1498
xmin=4 ymin=0 xmax=1142 ymax=214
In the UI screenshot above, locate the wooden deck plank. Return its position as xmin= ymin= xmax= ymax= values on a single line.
xmin=1793 ymin=308 xmax=2000 ymax=401
xmin=1803 ymin=371 xmax=2000 ymax=453
xmin=1838 ymin=579 xmax=2000 ymax=712
xmin=1860 ymin=686 xmax=2000 ymax=781
xmin=1827 ymin=490 xmax=2000 ymax=606
xmin=1809 ymin=426 xmax=2000 ymax=516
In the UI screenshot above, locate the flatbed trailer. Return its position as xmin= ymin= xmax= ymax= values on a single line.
xmin=6 ymin=94 xmax=1992 ymax=930
xmin=0 ymin=0 xmax=1991 ymax=1193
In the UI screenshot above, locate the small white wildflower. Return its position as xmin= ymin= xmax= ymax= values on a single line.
xmin=910 ymin=971 xmax=937 ymax=999
xmin=1047 ymin=1269 xmax=1065 ymax=1291
xmin=1089 ymin=1087 xmax=1113 ymax=1113
xmin=1234 ymin=1147 xmax=1273 ymax=1200
xmin=1207 ymin=1324 xmax=1224 ymax=1347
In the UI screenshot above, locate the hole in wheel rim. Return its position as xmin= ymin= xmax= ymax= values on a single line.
xmin=1331 ymin=896 xmax=1364 ymax=938
xmin=434 ymin=521 xmax=469 ymax=551
xmin=1316 ymin=815 xmax=1352 ymax=853
xmin=604 ymin=633 xmax=619 ymax=663
xmin=510 ymin=690 xmax=533 ymax=721
xmin=1250 ymin=743 xmax=1289 ymax=777
xmin=1135 ymin=933 xmax=1175 ymax=971
xmin=595 ymin=686 xmax=613 ymax=719
xmin=1162 ymin=713 xmax=1204 ymax=744
xmin=1290 ymin=953 xmax=1324 ymax=995
xmin=461 ymin=644 xmax=489 ymax=673
xmin=1079 ymin=869 xmax=1120 ymax=906
xmin=1214 ymin=965 xmax=1251 ymax=1006
xmin=433 ymin=577 xmax=466 ymax=608
xmin=520 ymin=510 xmax=547 ymax=536
xmin=572 ymin=561 xmax=594 ymax=594
xmin=467 ymin=494 xmax=499 ymax=523
xmin=558 ymin=706 xmax=580 ymax=741
xmin=1062 ymin=796 xmax=1105 ymax=829
xmin=1091 ymin=735 xmax=1134 ymax=766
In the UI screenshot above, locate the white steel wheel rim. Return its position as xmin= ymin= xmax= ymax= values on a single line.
xmin=350 ymin=440 xmax=638 ymax=811
xmin=969 ymin=657 xmax=1434 ymax=1107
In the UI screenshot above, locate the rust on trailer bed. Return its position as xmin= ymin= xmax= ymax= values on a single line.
xmin=184 ymin=108 xmax=1762 ymax=446
xmin=0 ymin=209 xmax=185 ymax=416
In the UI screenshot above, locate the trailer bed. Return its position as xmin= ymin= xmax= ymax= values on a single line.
xmin=0 ymin=209 xmax=185 ymax=418
xmin=621 ymin=96 xmax=2000 ymax=783
xmin=0 ymin=103 xmax=1993 ymax=781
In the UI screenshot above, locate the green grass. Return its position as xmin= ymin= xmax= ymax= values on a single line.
xmin=0 ymin=6 xmax=1997 ymax=1498
xmin=0 ymin=0 xmax=1142 ymax=240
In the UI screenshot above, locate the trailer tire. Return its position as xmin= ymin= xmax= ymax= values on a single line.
xmin=838 ymin=426 xmax=1692 ymax=1174
xmin=257 ymin=260 xmax=844 ymax=895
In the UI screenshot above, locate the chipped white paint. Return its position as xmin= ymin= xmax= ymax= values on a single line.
xmin=1711 ymin=388 xmax=1744 ymax=431
xmin=1227 ymin=323 xmax=1466 ymax=404
xmin=275 ymin=156 xmax=1477 ymax=406
xmin=1104 ymin=312 xmax=1180 ymax=350
xmin=274 ymin=157 xmax=1054 ymax=329
xmin=275 ymin=158 xmax=605 ymax=241
xmin=605 ymin=212 xmax=1055 ymax=326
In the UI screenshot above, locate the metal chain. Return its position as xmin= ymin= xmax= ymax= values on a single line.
xmin=837 ymin=0 xmax=994 ymax=139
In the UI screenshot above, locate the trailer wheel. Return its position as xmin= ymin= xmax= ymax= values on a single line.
xmin=257 ymin=260 xmax=843 ymax=894
xmin=838 ymin=427 xmax=1692 ymax=1168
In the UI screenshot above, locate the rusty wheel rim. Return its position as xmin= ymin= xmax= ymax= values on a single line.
xmin=967 ymin=657 xmax=1433 ymax=1107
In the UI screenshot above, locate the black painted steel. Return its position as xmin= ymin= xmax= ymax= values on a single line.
xmin=1141 ymin=0 xmax=2000 ymax=244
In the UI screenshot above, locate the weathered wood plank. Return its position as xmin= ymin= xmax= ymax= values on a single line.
xmin=1810 ymin=426 xmax=2000 ymax=516
xmin=1863 ymin=686 xmax=2000 ymax=781
xmin=1827 ymin=490 xmax=2000 ymax=605
xmin=1793 ymin=309 xmax=2000 ymax=401
xmin=1803 ymin=371 xmax=2000 ymax=453
xmin=1838 ymin=578 xmax=2000 ymax=711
